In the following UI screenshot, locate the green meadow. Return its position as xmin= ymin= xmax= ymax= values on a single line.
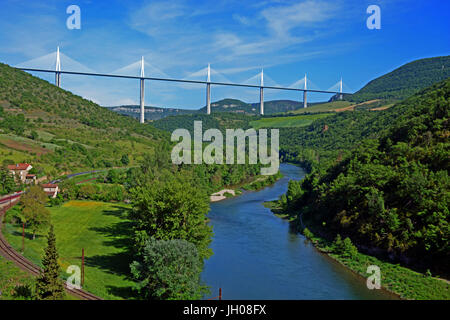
xmin=250 ymin=113 xmax=333 ymax=129
xmin=3 ymin=200 xmax=136 ymax=300
xmin=290 ymin=101 xmax=352 ymax=114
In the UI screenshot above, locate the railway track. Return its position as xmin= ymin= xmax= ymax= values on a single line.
xmin=0 ymin=201 xmax=102 ymax=300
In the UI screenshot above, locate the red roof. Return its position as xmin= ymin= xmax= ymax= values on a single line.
xmin=41 ymin=183 xmax=58 ymax=188
xmin=7 ymin=163 xmax=31 ymax=170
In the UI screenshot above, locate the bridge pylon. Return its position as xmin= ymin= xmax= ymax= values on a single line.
xmin=55 ymin=47 xmax=61 ymax=87
xmin=206 ymin=64 xmax=211 ymax=115
xmin=260 ymin=69 xmax=264 ymax=115
xmin=339 ymin=77 xmax=343 ymax=100
xmin=303 ymin=73 xmax=307 ymax=108
xmin=140 ymin=56 xmax=145 ymax=124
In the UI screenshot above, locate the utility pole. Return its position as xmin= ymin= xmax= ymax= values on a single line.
xmin=55 ymin=47 xmax=61 ymax=88
xmin=140 ymin=56 xmax=145 ymax=124
xmin=303 ymin=73 xmax=307 ymax=108
xmin=219 ymin=288 xmax=222 ymax=300
xmin=260 ymin=69 xmax=264 ymax=115
xmin=22 ymin=222 xmax=25 ymax=252
xmin=206 ymin=64 xmax=211 ymax=115
xmin=81 ymin=248 xmax=85 ymax=287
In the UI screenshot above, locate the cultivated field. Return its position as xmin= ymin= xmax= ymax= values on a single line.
xmin=250 ymin=113 xmax=332 ymax=129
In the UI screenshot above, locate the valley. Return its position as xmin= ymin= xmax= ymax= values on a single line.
xmin=0 ymin=55 xmax=448 ymax=301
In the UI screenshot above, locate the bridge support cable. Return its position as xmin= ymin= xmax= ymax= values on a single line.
xmin=15 ymin=48 xmax=354 ymax=116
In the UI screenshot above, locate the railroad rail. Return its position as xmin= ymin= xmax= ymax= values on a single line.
xmin=0 ymin=199 xmax=102 ymax=300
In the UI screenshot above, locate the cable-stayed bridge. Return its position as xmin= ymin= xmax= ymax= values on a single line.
xmin=15 ymin=48 xmax=352 ymax=123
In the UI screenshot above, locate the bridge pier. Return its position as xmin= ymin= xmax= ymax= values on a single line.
xmin=260 ymin=87 xmax=264 ymax=115
xmin=55 ymin=72 xmax=61 ymax=88
xmin=303 ymin=73 xmax=307 ymax=108
xmin=260 ymin=69 xmax=264 ymax=115
xmin=303 ymin=90 xmax=307 ymax=108
xmin=206 ymin=83 xmax=211 ymax=115
xmin=206 ymin=64 xmax=211 ymax=115
xmin=139 ymin=56 xmax=145 ymax=124
xmin=140 ymin=78 xmax=145 ymax=124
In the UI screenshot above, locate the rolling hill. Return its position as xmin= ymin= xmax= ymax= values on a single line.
xmin=109 ymin=98 xmax=310 ymax=121
xmin=0 ymin=62 xmax=167 ymax=178
xmin=106 ymin=105 xmax=196 ymax=121
xmin=341 ymin=55 xmax=450 ymax=102
xmin=284 ymin=78 xmax=450 ymax=276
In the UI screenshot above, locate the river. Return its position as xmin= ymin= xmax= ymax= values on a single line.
xmin=202 ymin=163 xmax=392 ymax=299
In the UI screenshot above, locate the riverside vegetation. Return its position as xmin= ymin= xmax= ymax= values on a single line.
xmin=272 ymin=78 xmax=450 ymax=299
xmin=0 ymin=62 xmax=279 ymax=300
xmin=1 ymin=56 xmax=449 ymax=300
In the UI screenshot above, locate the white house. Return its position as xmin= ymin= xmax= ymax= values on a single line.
xmin=41 ymin=183 xmax=59 ymax=198
xmin=7 ymin=163 xmax=32 ymax=183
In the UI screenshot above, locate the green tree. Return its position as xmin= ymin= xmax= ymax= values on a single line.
xmin=0 ymin=167 xmax=16 ymax=195
xmin=130 ymin=238 xmax=207 ymax=300
xmin=35 ymin=225 xmax=65 ymax=300
xmin=121 ymin=154 xmax=130 ymax=166
xmin=130 ymin=173 xmax=212 ymax=260
xmin=21 ymin=185 xmax=50 ymax=240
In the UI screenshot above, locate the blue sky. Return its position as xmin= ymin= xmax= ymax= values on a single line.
xmin=0 ymin=0 xmax=449 ymax=108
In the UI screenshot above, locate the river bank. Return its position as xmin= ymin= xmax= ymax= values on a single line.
xmin=202 ymin=163 xmax=392 ymax=299
xmin=210 ymin=171 xmax=283 ymax=203
xmin=265 ymin=200 xmax=450 ymax=300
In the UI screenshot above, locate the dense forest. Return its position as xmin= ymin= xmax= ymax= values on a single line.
xmin=280 ymin=79 xmax=449 ymax=275
xmin=342 ymin=55 xmax=450 ymax=102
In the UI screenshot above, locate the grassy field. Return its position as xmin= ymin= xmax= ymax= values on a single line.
xmin=0 ymin=255 xmax=79 ymax=300
xmin=250 ymin=113 xmax=332 ymax=129
xmin=0 ymin=255 xmax=36 ymax=300
xmin=289 ymin=101 xmax=352 ymax=114
xmin=3 ymin=200 xmax=137 ymax=300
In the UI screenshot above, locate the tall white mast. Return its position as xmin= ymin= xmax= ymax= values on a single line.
xmin=303 ymin=73 xmax=307 ymax=108
xmin=140 ymin=56 xmax=145 ymax=124
xmin=260 ymin=69 xmax=264 ymax=115
xmin=206 ymin=63 xmax=211 ymax=115
xmin=55 ymin=46 xmax=61 ymax=87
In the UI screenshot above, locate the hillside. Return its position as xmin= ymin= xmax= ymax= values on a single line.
xmin=151 ymin=112 xmax=256 ymax=133
xmin=106 ymin=105 xmax=195 ymax=121
xmin=0 ymin=62 xmax=167 ymax=179
xmin=282 ymin=78 xmax=450 ymax=275
xmin=343 ymin=56 xmax=450 ymax=102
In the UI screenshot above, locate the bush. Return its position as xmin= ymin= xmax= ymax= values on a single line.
xmin=333 ymin=234 xmax=358 ymax=258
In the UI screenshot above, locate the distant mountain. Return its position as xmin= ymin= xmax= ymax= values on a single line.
xmin=249 ymin=100 xmax=304 ymax=114
xmin=337 ymin=55 xmax=450 ymax=102
xmin=198 ymin=98 xmax=253 ymax=114
xmin=105 ymin=105 xmax=195 ymax=121
xmin=200 ymin=98 xmax=304 ymax=114
xmin=109 ymin=98 xmax=306 ymax=121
